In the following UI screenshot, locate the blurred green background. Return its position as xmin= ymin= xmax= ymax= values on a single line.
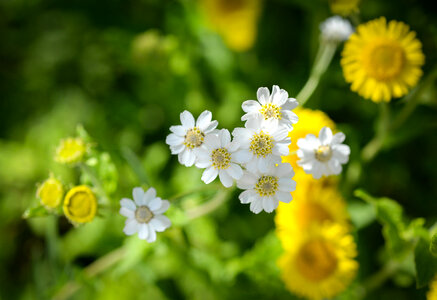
xmin=1 ymin=0 xmax=437 ymax=299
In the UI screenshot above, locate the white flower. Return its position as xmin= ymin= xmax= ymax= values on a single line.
xmin=120 ymin=187 xmax=171 ymax=242
xmin=241 ymin=85 xmax=298 ymax=130
xmin=195 ymin=129 xmax=248 ymax=188
xmin=297 ymin=126 xmax=350 ymax=179
xmin=237 ymin=162 xmax=296 ymax=214
xmin=166 ymin=110 xmax=218 ymax=167
xmin=320 ymin=16 xmax=353 ymax=43
xmin=232 ymin=117 xmax=291 ymax=173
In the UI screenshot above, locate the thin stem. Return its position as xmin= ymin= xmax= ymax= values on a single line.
xmin=169 ymin=183 xmax=222 ymax=201
xmin=361 ymin=102 xmax=390 ymax=162
xmin=79 ymin=163 xmax=110 ymax=204
xmin=186 ymin=189 xmax=231 ymax=220
xmin=121 ymin=147 xmax=151 ymax=187
xmin=296 ymin=41 xmax=337 ymax=106
xmin=361 ymin=261 xmax=398 ymax=298
xmin=53 ymin=248 xmax=126 ymax=300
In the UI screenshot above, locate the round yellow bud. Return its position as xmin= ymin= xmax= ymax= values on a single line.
xmin=63 ymin=185 xmax=97 ymax=224
xmin=55 ymin=137 xmax=87 ymax=164
xmin=37 ymin=177 xmax=64 ymax=209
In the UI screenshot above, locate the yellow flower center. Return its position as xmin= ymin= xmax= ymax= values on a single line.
xmin=184 ymin=127 xmax=205 ymax=149
xmin=260 ymin=103 xmax=282 ymax=120
xmin=255 ymin=175 xmax=278 ymax=196
xmin=296 ymin=202 xmax=333 ymax=229
xmin=211 ymin=148 xmax=231 ymax=169
xmin=37 ymin=177 xmax=64 ymax=209
xmin=55 ymin=137 xmax=86 ymax=164
xmin=63 ymin=186 xmax=97 ymax=224
xmin=250 ymin=131 xmax=274 ymax=157
xmin=135 ymin=206 xmax=154 ymax=223
xmin=295 ymin=239 xmax=338 ymax=281
xmin=315 ymin=145 xmax=333 ymax=162
xmin=363 ymin=40 xmax=405 ymax=81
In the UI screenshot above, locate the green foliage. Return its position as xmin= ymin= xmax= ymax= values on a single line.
xmin=414 ymin=237 xmax=437 ymax=288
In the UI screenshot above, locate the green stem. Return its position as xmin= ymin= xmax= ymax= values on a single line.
xmin=186 ymin=188 xmax=231 ymax=220
xmin=361 ymin=102 xmax=390 ymax=162
xmin=121 ymin=147 xmax=151 ymax=187
xmin=169 ymin=183 xmax=222 ymax=201
xmin=296 ymin=41 xmax=337 ymax=106
xmin=79 ymin=163 xmax=110 ymax=204
xmin=361 ymin=261 xmax=398 ymax=298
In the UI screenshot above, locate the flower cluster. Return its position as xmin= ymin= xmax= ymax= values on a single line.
xmin=167 ymin=85 xmax=300 ymax=214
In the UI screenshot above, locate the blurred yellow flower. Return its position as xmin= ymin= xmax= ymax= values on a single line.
xmin=63 ymin=185 xmax=97 ymax=224
xmin=55 ymin=137 xmax=87 ymax=164
xmin=329 ymin=0 xmax=360 ymax=15
xmin=275 ymin=175 xmax=349 ymax=250
xmin=199 ymin=0 xmax=262 ymax=52
xmin=36 ymin=175 xmax=64 ymax=209
xmin=341 ymin=17 xmax=425 ymax=102
xmin=429 ymin=276 xmax=437 ymax=300
xmin=282 ymin=108 xmax=335 ymax=171
xmin=278 ymin=223 xmax=358 ymax=300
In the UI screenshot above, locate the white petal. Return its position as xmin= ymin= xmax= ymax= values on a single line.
xmin=133 ymin=187 xmax=145 ymax=205
xmin=170 ymin=144 xmax=185 ymax=154
xmin=281 ymin=109 xmax=299 ymax=124
xmin=146 ymin=227 xmax=157 ymax=243
xmin=120 ymin=198 xmax=136 ymax=211
xmin=148 ymin=197 xmax=162 ymax=211
xmin=237 ymin=172 xmax=258 ymax=189
xmin=219 ymin=129 xmax=231 ymax=147
xmin=203 ymin=120 xmax=218 ymax=133
xmin=232 ymin=128 xmax=251 ymax=148
xmin=143 ymin=188 xmax=157 ymax=205
xmin=166 ymin=133 xmax=184 ymax=146
xmin=180 ymin=110 xmax=195 ymax=128
xmin=276 ymin=191 xmax=293 ymax=204
xmin=226 ymin=163 xmax=243 ymax=180
xmin=239 ymin=189 xmax=256 ymax=204
xmin=138 ymin=223 xmax=149 ymax=240
xmin=333 ymin=144 xmax=350 ymax=157
xmin=181 ymin=148 xmax=196 ymax=166
xmin=120 ymin=207 xmax=134 ymax=218
xmin=204 ymin=133 xmax=221 ymax=150
xmin=328 ymin=159 xmax=342 ymax=175
xmin=297 ymin=136 xmax=319 ymax=151
xmin=257 ymin=87 xmax=270 ymax=105
xmin=152 ymin=200 xmax=170 ymax=214
xmin=275 ymin=162 xmax=294 ymax=177
xmin=282 ymin=98 xmax=299 ymax=111
xmin=196 ymin=110 xmax=212 ymax=129
xmin=123 ymin=219 xmax=139 ymax=236
xmin=201 ymin=167 xmax=218 ymax=184
xmin=149 ymin=215 xmax=171 ymax=232
xmin=271 ymin=127 xmax=289 ymax=142
xmin=169 ymin=125 xmax=186 ymax=136
xmin=273 ymin=141 xmax=290 ymax=156
xmin=245 ymin=116 xmax=263 ymax=130
xmin=250 ymin=199 xmax=263 ymax=214
xmin=263 ymin=196 xmax=277 ymax=213
xmin=332 ymin=132 xmax=346 ymax=144
xmin=272 ymin=86 xmax=288 ymax=106
xmin=278 ymin=178 xmax=296 ymax=192
xmin=234 ymin=149 xmax=252 ymax=164
xmin=195 ymin=159 xmax=212 ymax=168
xmin=319 ymin=127 xmax=333 ymax=145
xmin=219 ymin=170 xmax=233 ymax=187
xmin=257 ymin=157 xmax=271 ymax=173
xmin=242 ymin=100 xmax=261 ymax=114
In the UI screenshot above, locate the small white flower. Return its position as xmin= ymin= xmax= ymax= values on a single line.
xmin=120 ymin=187 xmax=171 ymax=242
xmin=232 ymin=117 xmax=291 ymax=173
xmin=241 ymin=85 xmax=298 ymax=130
xmin=166 ymin=110 xmax=218 ymax=167
xmin=237 ymin=162 xmax=296 ymax=214
xmin=195 ymin=129 xmax=248 ymax=188
xmin=320 ymin=16 xmax=353 ymax=43
xmin=297 ymin=126 xmax=350 ymax=179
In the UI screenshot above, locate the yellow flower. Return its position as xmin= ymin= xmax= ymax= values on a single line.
xmin=55 ymin=137 xmax=87 ymax=164
xmin=341 ymin=17 xmax=425 ymax=102
xmin=282 ymin=108 xmax=335 ymax=171
xmin=429 ymin=276 xmax=437 ymax=300
xmin=199 ymin=0 xmax=262 ymax=52
xmin=278 ymin=223 xmax=358 ymax=300
xmin=36 ymin=176 xmax=64 ymax=209
xmin=63 ymin=185 xmax=97 ymax=224
xmin=329 ymin=0 xmax=360 ymax=15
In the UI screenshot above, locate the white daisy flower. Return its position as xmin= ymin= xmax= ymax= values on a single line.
xmin=232 ymin=117 xmax=291 ymax=173
xmin=297 ymin=126 xmax=350 ymax=179
xmin=120 ymin=187 xmax=171 ymax=242
xmin=195 ymin=129 xmax=248 ymax=188
xmin=241 ymin=85 xmax=298 ymax=130
xmin=320 ymin=16 xmax=353 ymax=43
xmin=166 ymin=110 xmax=218 ymax=167
xmin=237 ymin=162 xmax=296 ymax=214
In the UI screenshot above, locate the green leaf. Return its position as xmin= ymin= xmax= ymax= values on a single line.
xmin=414 ymin=237 xmax=437 ymax=288
xmin=23 ymin=205 xmax=50 ymax=218
xmin=354 ymin=189 xmax=406 ymax=255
